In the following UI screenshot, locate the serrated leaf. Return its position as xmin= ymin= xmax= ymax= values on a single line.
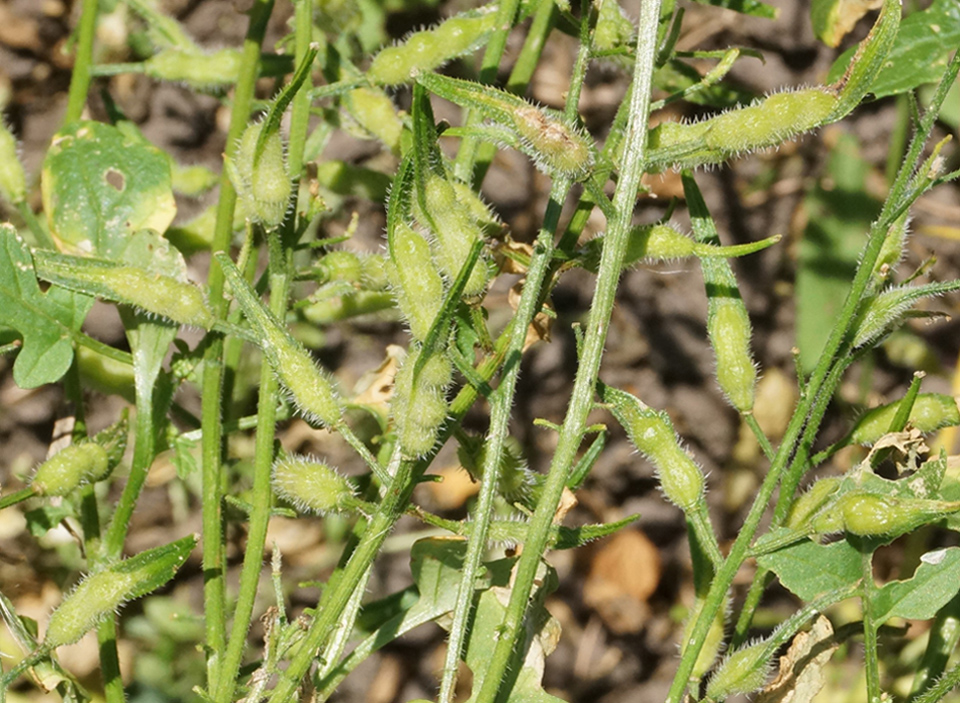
xmin=0 ymin=225 xmax=93 ymax=388
xmin=828 ymin=0 xmax=960 ymax=98
xmin=757 ymin=534 xmax=862 ymax=600
xmin=41 ymin=121 xmax=176 ymax=258
xmin=872 ymin=547 xmax=960 ymax=622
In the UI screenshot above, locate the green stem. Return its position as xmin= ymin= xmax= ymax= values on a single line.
xmin=743 ymin=413 xmax=775 ymax=460
xmin=474 ymin=0 xmax=662 ymax=697
xmin=201 ymin=1 xmax=275 ymax=690
xmin=0 ymin=487 xmax=34 ymax=510
xmin=666 ymin=51 xmax=960 ymax=703
xmin=16 ymin=201 xmax=54 ymax=249
xmin=909 ymin=592 xmax=960 ymax=699
xmin=861 ymin=548 xmax=882 ymax=703
xmin=64 ymin=0 xmax=98 ymax=123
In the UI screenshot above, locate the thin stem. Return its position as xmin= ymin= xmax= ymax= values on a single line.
xmin=0 ymin=487 xmax=34 ymax=510
xmin=743 ymin=414 xmax=775 ymax=461
xmin=861 ymin=548 xmax=882 ymax=703
xmin=16 ymin=201 xmax=54 ymax=249
xmin=64 ymin=0 xmax=98 ymax=123
xmin=200 ymin=1 xmax=276 ymax=690
xmin=909 ymin=592 xmax=960 ymax=699
xmin=474 ymin=0 xmax=662 ymax=697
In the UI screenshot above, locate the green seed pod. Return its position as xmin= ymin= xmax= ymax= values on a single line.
xmin=360 ymin=254 xmax=390 ymax=291
xmin=848 ymin=394 xmax=960 ymax=446
xmin=681 ymin=597 xmax=730 ymax=681
xmin=32 ymin=251 xmax=217 ymax=330
xmin=44 ymin=535 xmax=196 ymax=649
xmin=316 ymin=251 xmax=364 ymax=284
xmin=391 ymin=348 xmax=450 ymax=458
xmin=216 ymin=253 xmax=342 ymax=427
xmin=705 ymin=639 xmax=771 ymax=699
xmin=785 ymin=477 xmax=841 ymax=531
xmin=417 ymin=72 xmax=594 ymax=179
xmin=343 ymin=87 xmax=404 ymax=152
xmin=0 ymin=120 xmax=27 ymax=204
xmin=388 ymin=221 xmax=446 ymax=342
xmin=31 ymin=444 xmax=108 ymax=497
xmin=144 ymin=48 xmax=242 ymax=88
xmin=420 ymin=174 xmax=490 ymax=297
xmin=599 ymin=384 xmax=705 ymax=511
xmin=871 ymin=212 xmax=911 ymax=284
xmin=646 ymin=89 xmax=838 ymax=172
xmin=593 ymin=0 xmax=635 ymax=53
xmin=838 ymin=493 xmax=960 ymax=537
xmin=450 ymin=181 xmax=502 ymax=234
xmin=272 ymin=455 xmax=357 ymax=515
xmin=367 ymin=7 xmax=498 ymax=86
xmin=235 ymin=122 xmax=292 ymax=227
xmin=457 ymin=433 xmax=538 ymax=504
xmin=709 ymin=296 xmax=757 ymax=413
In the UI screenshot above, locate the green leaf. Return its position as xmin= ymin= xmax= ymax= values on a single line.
xmin=812 ymin=0 xmax=883 ymax=47
xmin=41 ymin=121 xmax=176 ymax=259
xmin=0 ymin=225 xmax=93 ymax=388
xmin=872 ymin=547 xmax=960 ymax=622
xmin=828 ymin=0 xmax=960 ymax=98
xmin=795 ymin=133 xmax=878 ymax=374
xmin=757 ymin=533 xmax=862 ymax=600
xmin=24 ymin=504 xmax=73 ymax=537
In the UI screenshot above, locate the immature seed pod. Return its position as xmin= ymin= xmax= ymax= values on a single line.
xmin=785 ymin=477 xmax=841 ymax=531
xmin=388 ymin=221 xmax=446 ymax=342
xmin=457 ymin=433 xmax=538 ymax=505
xmin=32 ymin=251 xmax=217 ymax=330
xmin=871 ymin=212 xmax=911 ymax=284
xmin=343 ymin=87 xmax=404 ymax=152
xmin=272 ymin=455 xmax=357 ymax=515
xmin=593 ymin=0 xmax=635 ymax=53
xmin=216 ymin=253 xmax=342 ymax=427
xmin=837 ymin=493 xmax=960 ymax=538
xmin=417 ymin=72 xmax=594 ymax=179
xmin=705 ymin=639 xmax=771 ymax=700
xmin=44 ymin=535 xmax=196 ymax=649
xmin=681 ymin=598 xmax=729 ymax=680
xmin=391 ymin=348 xmax=450 ymax=458
xmin=367 ymin=7 xmax=498 ymax=86
xmin=31 ymin=416 xmax=128 ymax=497
xmin=0 ymin=120 xmax=27 ymax=204
xmin=420 ymin=174 xmax=490 ymax=297
xmin=848 ymin=394 xmax=960 ymax=446
xmin=144 ymin=48 xmax=242 ymax=88
xmin=233 ymin=121 xmax=292 ymax=228
xmin=599 ymin=384 xmax=705 ymax=512
xmin=315 ymin=251 xmax=364 ymax=284
xmin=709 ymin=296 xmax=757 ymax=414
xmin=360 ymin=254 xmax=390 ymax=291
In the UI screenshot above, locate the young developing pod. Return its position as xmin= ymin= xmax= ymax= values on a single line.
xmin=599 ymin=384 xmax=705 ymax=512
xmin=0 ymin=120 xmax=26 ymax=205
xmin=847 ymin=393 xmax=960 ymax=446
xmin=31 ymin=251 xmax=217 ymax=330
xmin=272 ymin=455 xmax=358 ymax=515
xmin=417 ymin=72 xmax=594 ymax=180
xmin=145 ymin=48 xmax=242 ymax=88
xmin=871 ymin=212 xmax=911 ymax=284
xmin=705 ymin=639 xmax=772 ymax=700
xmin=852 ymin=281 xmax=960 ymax=349
xmin=367 ymin=7 xmax=498 ymax=86
xmin=837 ymin=493 xmax=960 ymax=538
xmin=31 ymin=417 xmax=128 ymax=497
xmin=709 ymin=296 xmax=757 ymax=414
xmin=44 ymin=535 xmax=196 ymax=649
xmin=343 ymin=87 xmax=404 ymax=153
xmin=420 ymin=174 xmax=490 ymax=297
xmin=388 ymin=221 xmax=446 ymax=342
xmin=457 ymin=433 xmax=538 ymax=505
xmin=785 ymin=477 xmax=842 ymax=532
xmin=315 ymin=251 xmax=364 ymax=284
xmin=391 ymin=347 xmax=452 ymax=458
xmin=216 ymin=253 xmax=342 ymax=427
xmin=681 ymin=598 xmax=729 ymax=680
xmin=593 ymin=0 xmax=635 ymax=53
xmin=232 ymin=121 xmax=292 ymax=228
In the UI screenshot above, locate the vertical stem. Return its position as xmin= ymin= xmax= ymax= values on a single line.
xmin=64 ymin=0 xmax=99 ymax=123
xmin=201 ymin=1 xmax=275 ymax=691
xmin=474 ymin=0 xmax=662 ymax=697
xmin=861 ymin=549 xmax=882 ymax=703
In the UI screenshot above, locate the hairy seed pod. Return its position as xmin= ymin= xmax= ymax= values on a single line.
xmin=44 ymin=535 xmax=196 ymax=649
xmin=850 ymin=281 xmax=960 ymax=349
xmin=216 ymin=253 xmax=342 ymax=427
xmin=682 ymin=598 xmax=729 ymax=680
xmin=316 ymin=251 xmax=364 ymax=284
xmin=360 ymin=254 xmax=390 ymax=291
xmin=457 ymin=433 xmax=537 ymax=504
xmin=32 ymin=251 xmax=217 ymax=330
xmin=872 ymin=212 xmax=911 ymax=284
xmin=785 ymin=477 xmax=841 ymax=531
xmin=31 ymin=444 xmax=109 ymax=497
xmin=709 ymin=296 xmax=757 ymax=413
xmin=391 ymin=348 xmax=450 ymax=458
xmin=343 ymin=87 xmax=404 ymax=152
xmin=388 ymin=221 xmax=446 ymax=342
xmin=272 ymin=455 xmax=357 ymax=515
xmin=848 ymin=393 xmax=960 ymax=446
xmin=838 ymin=493 xmax=960 ymax=538
xmin=593 ymin=0 xmax=635 ymax=53
xmin=368 ymin=7 xmax=497 ymax=86
xmin=417 ymin=72 xmax=594 ymax=179
xmin=705 ymin=639 xmax=771 ymax=700
xmin=234 ymin=122 xmax=292 ymax=227
xmin=600 ymin=384 xmax=705 ymax=511
xmin=421 ymin=174 xmax=490 ymax=297
xmin=0 ymin=120 xmax=26 ymax=204
xmin=145 ymin=48 xmax=241 ymax=88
